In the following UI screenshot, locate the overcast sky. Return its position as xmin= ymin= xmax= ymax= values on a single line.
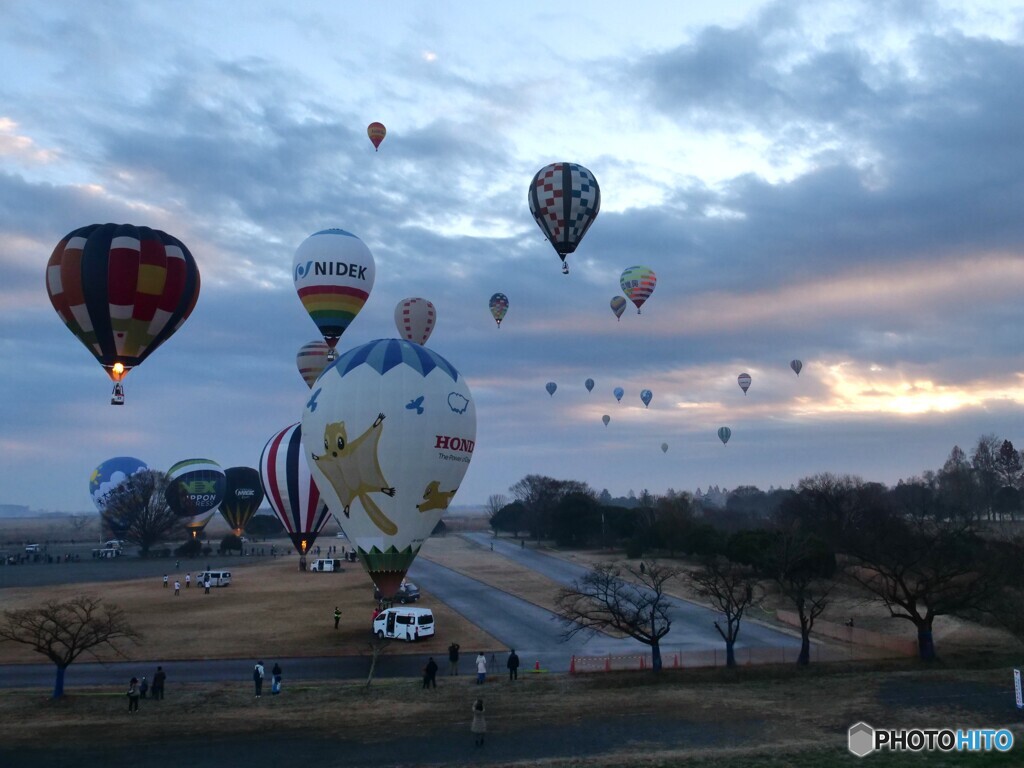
xmin=3 ymin=0 xmax=1024 ymax=512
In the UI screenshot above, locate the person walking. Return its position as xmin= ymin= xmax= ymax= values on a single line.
xmin=152 ymin=666 xmax=166 ymax=700
xmin=422 ymin=657 xmax=438 ymax=689
xmin=334 ymin=606 xmax=342 ymax=629
xmin=471 ymin=698 xmax=487 ymax=747
xmin=253 ymin=661 xmax=265 ymax=697
xmin=271 ymin=663 xmax=282 ymax=695
xmin=173 ymin=580 xmax=181 ymax=596
xmin=475 ymin=652 xmax=487 ymax=685
xmin=507 ymin=649 xmax=520 ymax=681
xmin=448 ymin=642 xmax=460 ymax=676
xmin=126 ymin=677 xmax=140 ymax=713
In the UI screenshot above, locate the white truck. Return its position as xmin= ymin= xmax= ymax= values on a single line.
xmin=91 ymin=540 xmax=123 ymax=558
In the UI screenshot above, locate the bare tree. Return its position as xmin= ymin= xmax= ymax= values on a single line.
xmin=363 ymin=636 xmax=392 ymax=689
xmin=554 ymin=560 xmax=679 ymax=671
xmin=0 ymin=596 xmax=141 ymax=698
xmin=101 ymin=469 xmax=185 ymax=555
xmin=486 ymin=494 xmax=508 ymax=536
xmin=688 ymin=558 xmax=760 ymax=668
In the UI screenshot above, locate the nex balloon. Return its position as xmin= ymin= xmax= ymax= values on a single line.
xmin=293 ymin=229 xmax=375 ymax=355
xmin=640 ymin=389 xmax=653 ymax=408
xmin=90 ymin=457 xmax=147 ymax=511
xmin=297 ymin=340 xmax=331 ymax=389
xmin=219 ymin=467 xmax=264 ymax=536
xmin=528 ymin=162 xmax=601 ymax=274
xmin=718 ymin=427 xmax=732 ymax=445
xmin=260 ymin=423 xmax=331 ymax=557
xmin=46 ymin=223 xmax=200 ymax=404
xmin=610 ymin=296 xmax=627 ymax=321
xmin=394 ymin=298 xmax=436 ymax=345
xmin=367 ymin=122 xmax=386 ymax=151
xmin=489 ymin=293 xmax=508 ymax=328
xmin=738 ymin=373 xmax=752 ymax=395
xmin=791 ymin=359 xmax=803 ymax=376
xmin=165 ymin=459 xmax=226 ymax=537
xmin=620 ymin=266 xmax=657 ymax=314
xmin=585 ymin=378 xmax=595 ymax=393
xmin=546 ymin=382 xmax=557 ymax=396
xmin=302 ymin=339 xmax=476 ymax=598
xmin=602 ymin=414 xmax=610 ymax=426
xmin=613 ymin=387 xmax=624 ymax=402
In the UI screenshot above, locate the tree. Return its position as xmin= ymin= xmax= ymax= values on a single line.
xmin=995 ymin=440 xmax=1022 ymax=496
xmin=485 ymin=494 xmax=508 ymax=535
xmin=509 ymin=475 xmax=592 ymax=541
xmin=688 ymin=557 xmax=760 ymax=668
xmin=100 ymin=469 xmax=185 ymax=555
xmin=971 ymin=435 xmax=1000 ymax=520
xmin=555 ymin=561 xmax=679 ymax=672
xmin=844 ymin=505 xmax=1002 ymax=661
xmin=0 ymin=596 xmax=140 ymax=698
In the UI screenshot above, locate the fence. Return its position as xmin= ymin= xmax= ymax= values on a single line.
xmin=774 ymin=610 xmax=918 ymax=657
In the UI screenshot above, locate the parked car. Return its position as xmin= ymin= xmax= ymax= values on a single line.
xmin=309 ymin=558 xmax=343 ymax=572
xmin=374 ymin=582 xmax=420 ymax=604
xmin=24 ymin=544 xmax=39 ymax=554
xmin=372 ymin=607 xmax=435 ymax=641
xmin=195 ymin=569 xmax=232 ymax=587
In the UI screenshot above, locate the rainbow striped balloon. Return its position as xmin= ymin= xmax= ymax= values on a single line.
xmin=620 ymin=266 xmax=657 ymax=314
xmin=293 ymin=229 xmax=375 ymax=350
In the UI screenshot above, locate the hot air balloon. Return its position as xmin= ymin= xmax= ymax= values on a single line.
xmin=640 ymin=389 xmax=653 ymax=408
xmin=489 ymin=293 xmax=508 ymax=328
xmin=585 ymin=378 xmax=595 ymax=393
xmin=90 ymin=457 xmax=148 ymax=511
xmin=293 ymin=229 xmax=375 ymax=358
xmin=791 ymin=360 xmax=803 ymax=376
xmin=738 ymin=373 xmax=752 ymax=395
xmin=610 ymin=296 xmax=627 ymax=321
xmin=219 ymin=467 xmax=265 ymax=537
xmin=602 ymin=415 xmax=610 ymax=426
xmin=367 ymin=122 xmax=386 ymax=151
xmin=302 ymin=338 xmax=476 ymax=598
xmin=528 ymin=162 xmax=601 ymax=274
xmin=661 ymin=443 xmax=668 ymax=454
xmin=296 ymin=340 xmax=331 ymax=389
xmin=165 ymin=459 xmax=226 ymax=537
xmin=260 ymin=423 xmax=331 ymax=561
xmin=620 ymin=266 xmax=657 ymax=314
xmin=546 ymin=382 xmax=557 ymax=396
xmin=46 ymin=224 xmax=201 ymax=404
xmin=718 ymin=427 xmax=732 ymax=445
xmin=613 ymin=387 xmax=624 ymax=402
xmin=394 ymin=297 xmax=436 ymax=345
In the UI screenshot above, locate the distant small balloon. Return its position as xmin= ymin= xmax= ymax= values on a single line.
xmin=602 ymin=415 xmax=610 ymax=426
xmin=640 ymin=389 xmax=653 ymax=408
xmin=296 ymin=340 xmax=331 ymax=389
xmin=738 ymin=373 xmax=751 ymax=395
xmin=790 ymin=360 xmax=803 ymax=376
xmin=613 ymin=387 xmax=624 ymax=403
xmin=718 ymin=427 xmax=732 ymax=445
xmin=489 ymin=293 xmax=509 ymax=328
xmin=661 ymin=443 xmax=668 ymax=454
xmin=585 ymin=378 xmax=595 ymax=393
xmin=610 ymin=296 xmax=627 ymax=321
xmin=546 ymin=381 xmax=557 ymax=396
xmin=620 ymin=266 xmax=657 ymax=314
xmin=367 ymin=122 xmax=386 ymax=151
xmin=394 ymin=297 xmax=436 ymax=345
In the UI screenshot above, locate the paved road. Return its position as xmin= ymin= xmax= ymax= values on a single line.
xmin=459 ymin=533 xmax=800 ymax=652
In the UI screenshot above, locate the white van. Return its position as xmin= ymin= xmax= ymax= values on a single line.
xmin=372 ymin=607 xmax=435 ymax=642
xmin=309 ymin=558 xmax=342 ymax=572
xmin=195 ymin=569 xmax=232 ymax=587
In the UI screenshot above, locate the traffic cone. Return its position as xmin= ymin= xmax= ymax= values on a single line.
xmin=604 ymin=655 xmax=611 ymax=672
xmin=569 ymin=656 xmax=576 ymax=675
xmin=534 ymin=659 xmax=540 ymax=671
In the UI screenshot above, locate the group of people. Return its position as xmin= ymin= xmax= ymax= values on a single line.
xmin=125 ymin=666 xmax=166 ymax=712
xmin=163 ymin=574 xmax=212 ymax=594
xmin=253 ymin=661 xmax=283 ymax=697
xmin=428 ymin=645 xmax=521 ymax=687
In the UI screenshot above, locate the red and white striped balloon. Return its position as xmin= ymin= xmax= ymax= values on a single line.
xmin=393 ymin=297 xmax=437 ymax=345
xmin=296 ymin=340 xmax=331 ymax=388
xmin=259 ymin=423 xmax=330 ymax=556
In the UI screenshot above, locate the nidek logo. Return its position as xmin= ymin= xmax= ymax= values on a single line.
xmin=848 ymin=722 xmax=1014 ymax=757
xmin=294 ymin=260 xmax=369 ymax=282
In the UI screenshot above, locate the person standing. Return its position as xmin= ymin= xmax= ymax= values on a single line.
xmin=139 ymin=676 xmax=148 ymax=699
xmin=271 ymin=663 xmax=282 ymax=695
xmin=127 ymin=677 xmax=140 ymax=713
xmin=152 ymin=666 xmax=166 ymax=700
xmin=185 ymin=573 xmax=191 ymax=589
xmin=162 ymin=574 xmax=168 ymax=588
xmin=475 ymin=652 xmax=487 ymax=685
xmin=173 ymin=580 xmax=180 ymax=596
xmin=204 ymin=578 xmax=211 ymax=594
xmin=471 ymin=699 xmax=486 ymax=747
xmin=253 ymin=661 xmax=265 ymax=698
xmin=507 ymin=649 xmax=520 ymax=681
xmin=334 ymin=606 xmax=342 ymax=629
xmin=448 ymin=642 xmax=460 ymax=676
xmin=422 ymin=657 xmax=438 ymax=689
